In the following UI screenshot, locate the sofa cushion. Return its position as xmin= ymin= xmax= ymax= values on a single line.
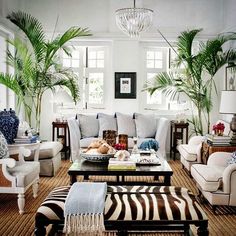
xmin=97 ymin=113 xmax=117 ymax=137
xmin=116 ymin=112 xmax=136 ymax=137
xmin=191 ymin=164 xmax=225 ymax=192
xmin=0 ymin=131 xmax=9 ymax=159
xmin=78 ymin=114 xmax=99 ymax=138
xmin=178 ymin=144 xmax=197 ymax=161
xmin=80 ymin=137 xmax=100 ymax=148
xmin=8 ymin=161 xmax=40 ymax=187
xmin=134 ymin=113 xmax=156 ymax=138
xmin=37 ymin=142 xmax=62 ymax=160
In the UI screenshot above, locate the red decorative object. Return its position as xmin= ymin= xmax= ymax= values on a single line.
xmin=114 ymin=143 xmax=126 ymax=150
xmin=212 ymin=122 xmax=225 ymax=136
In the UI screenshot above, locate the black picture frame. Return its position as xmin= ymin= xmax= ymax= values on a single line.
xmin=225 ymin=64 xmax=236 ymax=91
xmin=115 ymin=72 xmax=136 ymax=99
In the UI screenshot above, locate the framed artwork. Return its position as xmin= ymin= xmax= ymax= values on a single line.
xmin=115 ymin=72 xmax=136 ymax=99
xmin=225 ymin=64 xmax=236 ymax=91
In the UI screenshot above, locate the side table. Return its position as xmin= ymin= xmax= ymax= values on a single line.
xmin=170 ymin=121 xmax=189 ymax=160
xmin=201 ymin=142 xmax=236 ymax=164
xmin=52 ymin=121 xmax=70 ymax=159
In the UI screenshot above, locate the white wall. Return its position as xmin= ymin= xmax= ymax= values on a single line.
xmin=1 ymin=0 xmax=235 ymax=145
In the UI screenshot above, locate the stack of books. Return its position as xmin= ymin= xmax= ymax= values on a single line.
xmin=205 ymin=134 xmax=231 ymax=146
xmin=14 ymin=136 xmax=38 ymax=144
xmin=108 ymin=158 xmax=136 ymax=170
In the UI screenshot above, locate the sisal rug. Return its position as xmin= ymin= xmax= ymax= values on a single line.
xmin=0 ymin=160 xmax=235 ymax=236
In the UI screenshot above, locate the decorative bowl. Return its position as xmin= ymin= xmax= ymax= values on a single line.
xmin=81 ymin=153 xmax=114 ymax=162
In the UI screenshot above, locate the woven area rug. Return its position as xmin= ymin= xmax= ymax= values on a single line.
xmin=0 ymin=159 xmax=235 ymax=236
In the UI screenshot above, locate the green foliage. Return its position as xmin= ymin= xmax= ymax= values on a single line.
xmin=0 ymin=11 xmax=91 ymax=131
xmin=143 ymin=29 xmax=236 ymax=135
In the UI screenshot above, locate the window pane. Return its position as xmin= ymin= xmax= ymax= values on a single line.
xmin=146 ymin=60 xmax=154 ymax=68
xmin=155 ymin=51 xmax=162 ymax=59
xmin=97 ymin=51 xmax=104 ymax=59
xmin=155 ymin=60 xmax=163 ymax=69
xmin=8 ymin=89 xmax=15 ymax=109
xmin=97 ymin=60 xmax=104 ymax=68
xmin=88 ymin=51 xmax=96 ymax=59
xmin=88 ymin=73 xmax=103 ymax=104
xmin=88 ymin=59 xmax=96 ymax=68
xmin=71 ymin=59 xmax=80 ymax=68
xmin=147 ymin=51 xmax=154 ymax=59
xmin=146 ymin=73 xmax=162 ymax=104
xmin=72 ymin=50 xmax=80 ymax=59
xmin=63 ymin=50 xmax=70 ymax=59
xmin=0 ymin=85 xmax=7 ymax=109
xmin=63 ymin=58 xmax=71 ymax=67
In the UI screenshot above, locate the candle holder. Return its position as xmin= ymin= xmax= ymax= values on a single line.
xmin=118 ymin=134 xmax=128 ymax=150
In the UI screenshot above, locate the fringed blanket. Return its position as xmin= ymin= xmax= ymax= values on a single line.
xmin=63 ymin=182 xmax=107 ymax=235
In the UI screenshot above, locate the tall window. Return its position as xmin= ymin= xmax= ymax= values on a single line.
xmin=61 ymin=46 xmax=108 ymax=109
xmin=0 ymin=27 xmax=15 ymax=110
xmin=143 ymin=47 xmax=169 ymax=110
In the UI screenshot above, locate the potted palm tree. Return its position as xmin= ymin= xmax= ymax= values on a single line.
xmin=0 ymin=11 xmax=91 ymax=132
xmin=144 ymin=29 xmax=236 ymax=135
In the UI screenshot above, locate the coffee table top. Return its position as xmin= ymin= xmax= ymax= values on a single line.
xmin=68 ymin=153 xmax=173 ymax=175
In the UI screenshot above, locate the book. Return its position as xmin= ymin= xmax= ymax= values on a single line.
xmin=108 ymin=164 xmax=136 ymax=170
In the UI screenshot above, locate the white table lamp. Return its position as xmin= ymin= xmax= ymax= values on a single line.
xmin=219 ymin=90 xmax=236 ymax=144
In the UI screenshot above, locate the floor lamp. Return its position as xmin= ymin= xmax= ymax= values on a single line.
xmin=219 ymin=90 xmax=236 ymax=145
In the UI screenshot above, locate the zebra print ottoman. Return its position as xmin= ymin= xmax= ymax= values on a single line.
xmin=35 ymin=185 xmax=208 ymax=236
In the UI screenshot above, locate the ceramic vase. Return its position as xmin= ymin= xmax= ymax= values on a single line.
xmin=0 ymin=109 xmax=15 ymax=144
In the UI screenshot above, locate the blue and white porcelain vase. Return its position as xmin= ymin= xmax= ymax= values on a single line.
xmin=0 ymin=109 xmax=15 ymax=144
xmin=9 ymin=108 xmax=19 ymax=139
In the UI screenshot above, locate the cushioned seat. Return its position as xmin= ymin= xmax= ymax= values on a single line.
xmin=8 ymin=161 xmax=40 ymax=187
xmin=35 ymin=185 xmax=208 ymax=236
xmin=191 ymin=152 xmax=236 ymax=210
xmin=178 ymin=144 xmax=198 ymax=161
xmin=27 ymin=141 xmax=62 ymax=176
xmin=191 ymin=164 xmax=225 ymax=192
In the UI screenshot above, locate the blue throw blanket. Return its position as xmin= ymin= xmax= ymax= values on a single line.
xmin=63 ymin=182 xmax=107 ymax=234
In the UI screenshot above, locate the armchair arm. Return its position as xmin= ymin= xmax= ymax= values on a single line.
xmin=68 ymin=118 xmax=81 ymax=162
xmin=222 ymin=163 xmax=236 ymax=194
xmin=207 ymin=152 xmax=232 ymax=167
xmin=0 ymin=158 xmax=16 ymax=187
xmin=188 ymin=136 xmax=204 ymax=145
xmin=155 ymin=117 xmax=169 ymax=158
xmin=8 ymin=142 xmax=40 ymax=163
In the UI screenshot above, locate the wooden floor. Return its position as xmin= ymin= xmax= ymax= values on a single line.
xmin=0 ymin=159 xmax=236 ymax=236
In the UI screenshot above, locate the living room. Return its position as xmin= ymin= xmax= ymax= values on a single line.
xmin=0 ymin=0 xmax=236 ymax=235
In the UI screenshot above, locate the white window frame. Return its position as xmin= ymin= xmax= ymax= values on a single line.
xmin=61 ymin=43 xmax=110 ymax=111
xmin=0 ymin=25 xmax=15 ymax=110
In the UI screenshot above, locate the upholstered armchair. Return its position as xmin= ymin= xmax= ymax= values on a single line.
xmin=178 ymin=135 xmax=205 ymax=172
xmin=0 ymin=142 xmax=40 ymax=214
xmin=191 ymin=152 xmax=236 ymax=212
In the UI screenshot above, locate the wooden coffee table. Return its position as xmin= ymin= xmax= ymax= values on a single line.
xmin=68 ymin=154 xmax=173 ymax=186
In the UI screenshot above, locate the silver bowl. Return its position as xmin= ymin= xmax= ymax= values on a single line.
xmin=81 ymin=153 xmax=114 ymax=162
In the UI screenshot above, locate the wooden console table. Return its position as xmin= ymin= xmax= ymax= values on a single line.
xmin=52 ymin=121 xmax=70 ymax=159
xmin=201 ymin=141 xmax=236 ymax=164
xmin=170 ymin=121 xmax=189 ymax=160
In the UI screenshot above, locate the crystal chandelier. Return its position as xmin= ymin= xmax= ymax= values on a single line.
xmin=115 ymin=0 xmax=153 ymax=38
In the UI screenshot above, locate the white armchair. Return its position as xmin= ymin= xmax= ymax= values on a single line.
xmin=191 ymin=152 xmax=236 ymax=211
xmin=0 ymin=142 xmax=40 ymax=214
xmin=178 ymin=135 xmax=204 ymax=172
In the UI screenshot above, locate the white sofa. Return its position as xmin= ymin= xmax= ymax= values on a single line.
xmin=191 ymin=152 xmax=236 ymax=211
xmin=68 ymin=113 xmax=169 ymax=162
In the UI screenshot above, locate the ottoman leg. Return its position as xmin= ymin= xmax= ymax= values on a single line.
xmin=118 ymin=230 xmax=127 ymax=236
xmin=34 ymin=223 xmax=46 ymax=236
xmin=197 ymin=222 xmax=209 ymax=236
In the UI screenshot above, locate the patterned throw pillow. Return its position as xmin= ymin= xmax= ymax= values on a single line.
xmin=0 ymin=131 xmax=9 ymax=159
xmin=228 ymin=151 xmax=236 ymax=165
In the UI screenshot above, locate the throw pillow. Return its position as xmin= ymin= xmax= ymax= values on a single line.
xmin=0 ymin=131 xmax=9 ymax=159
xmin=97 ymin=113 xmax=117 ymax=137
xmin=139 ymin=139 xmax=159 ymax=151
xmin=116 ymin=112 xmax=136 ymax=137
xmin=134 ymin=113 xmax=156 ymax=138
xmin=77 ymin=114 xmax=99 ymax=138
xmin=228 ymin=151 xmax=236 ymax=165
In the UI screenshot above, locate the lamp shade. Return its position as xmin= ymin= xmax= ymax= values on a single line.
xmin=219 ymin=90 xmax=236 ymax=114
